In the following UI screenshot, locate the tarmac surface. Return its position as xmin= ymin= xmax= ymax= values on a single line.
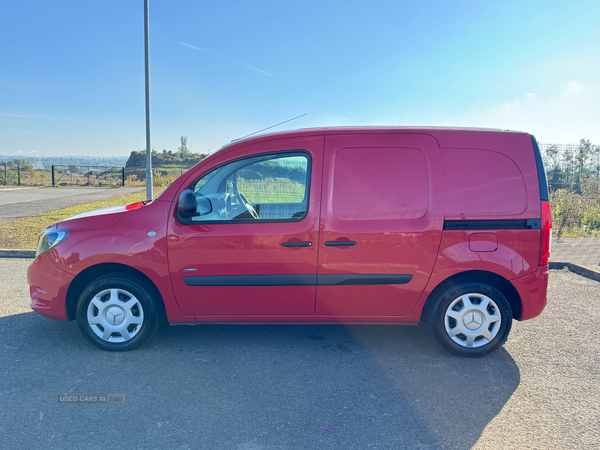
xmin=0 ymin=259 xmax=598 ymax=449
xmin=0 ymin=186 xmax=144 ymax=223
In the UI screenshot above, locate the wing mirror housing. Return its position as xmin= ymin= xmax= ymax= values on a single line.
xmin=177 ymin=189 xmax=197 ymax=218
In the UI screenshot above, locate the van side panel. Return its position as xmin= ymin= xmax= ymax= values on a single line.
xmin=443 ymin=148 xmax=528 ymax=217
xmin=316 ymin=133 xmax=444 ymax=317
xmin=420 ymin=130 xmax=545 ymax=322
xmin=432 ymin=131 xmax=540 ymax=220
xmin=431 ymin=229 xmax=540 ymax=281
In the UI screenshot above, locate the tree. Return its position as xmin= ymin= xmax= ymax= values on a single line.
xmin=544 ymin=145 xmax=561 ymax=190
xmin=178 ymin=135 xmax=189 ymax=158
xmin=11 ymin=158 xmax=35 ymax=177
xmin=575 ymin=139 xmax=592 ymax=191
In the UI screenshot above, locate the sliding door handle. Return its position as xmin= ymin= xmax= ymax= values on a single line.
xmin=324 ymin=241 xmax=357 ymax=247
xmin=281 ymin=241 xmax=313 ymax=247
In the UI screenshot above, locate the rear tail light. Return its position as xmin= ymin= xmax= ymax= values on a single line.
xmin=540 ymin=201 xmax=552 ymax=265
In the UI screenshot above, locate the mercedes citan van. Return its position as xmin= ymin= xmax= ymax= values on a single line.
xmin=28 ymin=127 xmax=552 ymax=356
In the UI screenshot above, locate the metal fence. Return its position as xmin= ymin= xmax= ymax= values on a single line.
xmin=538 ymin=142 xmax=600 ymax=193
xmin=50 ymin=165 xmax=125 ymax=187
xmin=0 ymin=163 xmax=126 ymax=187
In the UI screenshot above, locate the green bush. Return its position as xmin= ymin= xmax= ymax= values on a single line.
xmin=550 ymin=179 xmax=600 ymax=237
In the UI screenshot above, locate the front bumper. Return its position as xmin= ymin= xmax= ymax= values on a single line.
xmin=27 ymin=253 xmax=74 ymax=321
xmin=512 ymin=264 xmax=549 ymax=321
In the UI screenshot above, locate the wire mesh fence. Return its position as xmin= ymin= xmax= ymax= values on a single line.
xmin=50 ymin=165 xmax=125 ymax=187
xmin=0 ymin=161 xmax=53 ymax=186
xmin=539 ymin=141 xmax=600 ymax=193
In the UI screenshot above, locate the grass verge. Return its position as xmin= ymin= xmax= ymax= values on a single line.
xmin=0 ymin=189 xmax=164 ymax=250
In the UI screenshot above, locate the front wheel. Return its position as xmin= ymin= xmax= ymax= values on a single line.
xmin=76 ymin=273 xmax=162 ymax=351
xmin=430 ymin=282 xmax=513 ymax=357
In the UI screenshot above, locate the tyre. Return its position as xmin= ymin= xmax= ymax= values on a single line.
xmin=429 ymin=282 xmax=512 ymax=357
xmin=76 ymin=273 xmax=162 ymax=351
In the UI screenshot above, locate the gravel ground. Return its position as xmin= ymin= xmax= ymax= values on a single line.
xmin=0 ymin=261 xmax=598 ymax=449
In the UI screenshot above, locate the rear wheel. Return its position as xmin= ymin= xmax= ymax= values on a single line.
xmin=76 ymin=273 xmax=161 ymax=351
xmin=430 ymin=282 xmax=512 ymax=357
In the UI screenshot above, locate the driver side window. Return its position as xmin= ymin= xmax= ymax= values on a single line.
xmin=190 ymin=152 xmax=310 ymax=222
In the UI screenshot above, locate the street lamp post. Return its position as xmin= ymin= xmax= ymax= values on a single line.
xmin=144 ymin=0 xmax=153 ymax=200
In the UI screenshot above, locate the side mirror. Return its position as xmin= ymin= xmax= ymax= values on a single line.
xmin=177 ymin=189 xmax=197 ymax=218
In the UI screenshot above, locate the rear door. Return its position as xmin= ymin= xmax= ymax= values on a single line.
xmin=316 ymin=133 xmax=444 ymax=318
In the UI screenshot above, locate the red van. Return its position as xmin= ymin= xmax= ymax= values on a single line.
xmin=27 ymin=127 xmax=552 ymax=356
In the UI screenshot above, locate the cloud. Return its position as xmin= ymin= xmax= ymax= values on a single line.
xmin=0 ymin=112 xmax=54 ymax=120
xmin=564 ymin=80 xmax=584 ymax=96
xmin=178 ymin=41 xmax=206 ymax=52
xmin=445 ymin=80 xmax=600 ymax=143
xmin=231 ymin=59 xmax=273 ymax=77
xmin=162 ymin=36 xmax=273 ymax=77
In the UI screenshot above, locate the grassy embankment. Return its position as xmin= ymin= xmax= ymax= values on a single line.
xmin=0 ymin=189 xmax=164 ymax=250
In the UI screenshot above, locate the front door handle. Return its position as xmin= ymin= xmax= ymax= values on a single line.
xmin=324 ymin=241 xmax=357 ymax=247
xmin=281 ymin=241 xmax=313 ymax=247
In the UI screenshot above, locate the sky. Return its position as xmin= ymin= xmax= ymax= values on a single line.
xmin=1 ymin=0 xmax=599 ymax=157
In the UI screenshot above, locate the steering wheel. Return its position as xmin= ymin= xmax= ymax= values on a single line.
xmin=237 ymin=192 xmax=259 ymax=219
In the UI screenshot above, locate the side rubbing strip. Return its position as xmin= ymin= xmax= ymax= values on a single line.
xmin=183 ymin=274 xmax=413 ymax=287
xmin=318 ymin=274 xmax=413 ymax=285
xmin=184 ymin=274 xmax=316 ymax=287
xmin=444 ymin=219 xmax=541 ymax=230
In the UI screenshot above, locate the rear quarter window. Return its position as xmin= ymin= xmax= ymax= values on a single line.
xmin=442 ymin=148 xmax=527 ymax=217
xmin=332 ymin=147 xmax=429 ymax=221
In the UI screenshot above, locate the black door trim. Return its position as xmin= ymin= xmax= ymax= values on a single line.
xmin=443 ymin=219 xmax=541 ymax=230
xmin=183 ymin=273 xmax=413 ymax=287
xmin=184 ymin=274 xmax=317 ymax=287
xmin=317 ymin=274 xmax=413 ymax=286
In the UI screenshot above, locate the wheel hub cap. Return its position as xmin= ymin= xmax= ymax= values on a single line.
xmin=444 ymin=293 xmax=502 ymax=348
xmin=86 ymin=288 xmax=144 ymax=343
xmin=105 ymin=306 xmax=125 ymax=326
xmin=463 ymin=311 xmax=484 ymax=330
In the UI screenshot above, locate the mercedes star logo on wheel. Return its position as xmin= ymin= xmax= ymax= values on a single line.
xmin=106 ymin=308 xmax=124 ymax=326
xmin=464 ymin=312 xmax=483 ymax=330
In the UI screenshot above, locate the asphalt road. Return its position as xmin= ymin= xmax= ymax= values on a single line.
xmin=0 ymin=261 xmax=598 ymax=449
xmin=0 ymin=186 xmax=144 ymax=222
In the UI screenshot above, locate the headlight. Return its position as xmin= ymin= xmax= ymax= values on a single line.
xmin=36 ymin=229 xmax=70 ymax=257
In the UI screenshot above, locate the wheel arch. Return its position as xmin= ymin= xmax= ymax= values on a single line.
xmin=65 ymin=263 xmax=166 ymax=321
xmin=421 ymin=270 xmax=521 ymax=323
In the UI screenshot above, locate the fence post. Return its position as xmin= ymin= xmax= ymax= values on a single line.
xmin=51 ymin=165 xmax=55 ymax=186
xmin=17 ymin=164 xmax=21 ymax=186
xmin=3 ymin=162 xmax=7 ymax=186
xmin=122 ymin=167 xmax=125 ymax=186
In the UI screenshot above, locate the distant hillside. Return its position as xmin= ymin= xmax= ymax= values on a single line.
xmin=0 ymin=155 xmax=128 ymax=168
xmin=125 ymin=150 xmax=207 ymax=168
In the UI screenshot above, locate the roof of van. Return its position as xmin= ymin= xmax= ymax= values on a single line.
xmin=216 ymin=126 xmax=528 ymax=153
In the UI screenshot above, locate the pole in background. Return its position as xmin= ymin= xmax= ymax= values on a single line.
xmin=122 ymin=167 xmax=126 ymax=186
xmin=51 ymin=165 xmax=55 ymax=186
xmin=17 ymin=164 xmax=20 ymax=186
xmin=144 ymin=0 xmax=153 ymax=200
